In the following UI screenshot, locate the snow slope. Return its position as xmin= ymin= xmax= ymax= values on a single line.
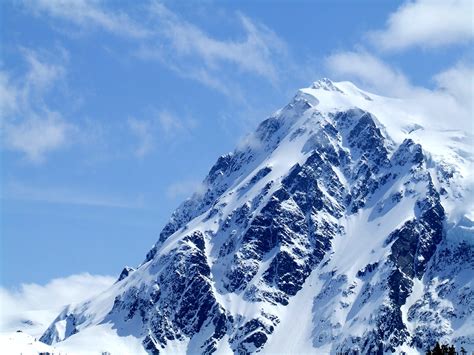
xmin=0 ymin=331 xmax=56 ymax=355
xmin=36 ymin=79 xmax=473 ymax=354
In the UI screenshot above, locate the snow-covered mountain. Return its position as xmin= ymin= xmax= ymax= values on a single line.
xmin=40 ymin=79 xmax=473 ymax=354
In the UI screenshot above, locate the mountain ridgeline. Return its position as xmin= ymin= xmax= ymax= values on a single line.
xmin=41 ymin=79 xmax=473 ymax=354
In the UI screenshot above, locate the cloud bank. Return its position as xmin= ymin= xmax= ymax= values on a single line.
xmin=0 ymin=273 xmax=114 ymax=337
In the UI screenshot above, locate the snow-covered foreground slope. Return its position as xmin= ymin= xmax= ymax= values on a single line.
xmin=0 ymin=331 xmax=57 ymax=354
xmin=0 ymin=327 xmax=145 ymax=355
xmin=38 ymin=79 xmax=473 ymax=354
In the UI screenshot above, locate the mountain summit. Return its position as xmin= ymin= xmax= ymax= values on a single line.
xmin=41 ymin=79 xmax=473 ymax=354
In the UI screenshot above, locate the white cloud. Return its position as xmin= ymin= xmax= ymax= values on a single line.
xmin=325 ymin=50 xmax=411 ymax=96
xmin=2 ymin=181 xmax=144 ymax=209
xmin=3 ymin=112 xmax=73 ymax=163
xmin=23 ymin=0 xmax=149 ymax=38
xmin=326 ymin=50 xmax=473 ymax=131
xmin=1 ymin=49 xmax=74 ymax=162
xmin=127 ymin=117 xmax=154 ymax=158
xmin=369 ymin=0 xmax=474 ymax=51
xmin=325 ymin=1 xmax=474 ymax=133
xmin=22 ymin=0 xmax=288 ymax=97
xmin=236 ymin=131 xmax=263 ymax=151
xmin=135 ymin=50 xmax=245 ymax=99
xmin=0 ymin=273 xmax=114 ymax=337
xmin=161 ymin=9 xmax=285 ymax=92
xmin=433 ymin=62 xmax=474 ymax=109
xmin=166 ymin=180 xmax=205 ymax=200
xmin=127 ymin=109 xmax=196 ymax=157
xmin=148 ymin=3 xmax=286 ymax=83
xmin=22 ymin=48 xmax=66 ymax=93
xmin=0 ymin=72 xmax=18 ymax=117
xmin=0 ymin=48 xmax=66 ymax=119
xmin=157 ymin=110 xmax=188 ymax=136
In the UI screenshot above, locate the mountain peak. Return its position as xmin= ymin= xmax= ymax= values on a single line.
xmin=39 ymin=79 xmax=474 ymax=355
xmin=311 ymin=78 xmax=343 ymax=92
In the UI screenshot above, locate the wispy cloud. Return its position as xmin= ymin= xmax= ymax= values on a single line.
xmin=21 ymin=47 xmax=66 ymax=93
xmin=23 ymin=0 xmax=149 ymax=38
xmin=127 ymin=117 xmax=155 ymax=158
xmin=0 ymin=273 xmax=114 ymax=337
xmin=326 ymin=50 xmax=411 ymax=96
xmin=126 ymin=109 xmax=196 ymax=158
xmin=2 ymin=181 xmax=145 ymax=209
xmin=369 ymin=0 xmax=473 ymax=51
xmin=0 ymin=72 xmax=19 ymax=118
xmin=166 ymin=180 xmax=205 ymax=200
xmin=146 ymin=3 xmax=287 ymax=83
xmin=433 ymin=62 xmax=474 ymax=109
xmin=0 ymin=48 xmax=74 ymax=163
xmin=21 ymin=0 xmax=289 ymax=99
xmin=157 ymin=110 xmax=195 ymax=137
xmin=2 ymin=112 xmax=74 ymax=163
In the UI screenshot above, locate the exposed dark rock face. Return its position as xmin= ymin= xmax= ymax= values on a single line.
xmin=116 ymin=266 xmax=135 ymax=283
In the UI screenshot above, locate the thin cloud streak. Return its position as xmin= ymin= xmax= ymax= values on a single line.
xmin=2 ymin=181 xmax=145 ymax=209
xmin=23 ymin=0 xmax=150 ymax=38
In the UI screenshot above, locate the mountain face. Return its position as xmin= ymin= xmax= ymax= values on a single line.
xmin=41 ymin=79 xmax=473 ymax=354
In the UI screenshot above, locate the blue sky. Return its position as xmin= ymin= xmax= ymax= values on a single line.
xmin=1 ymin=0 xmax=473 ymax=288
